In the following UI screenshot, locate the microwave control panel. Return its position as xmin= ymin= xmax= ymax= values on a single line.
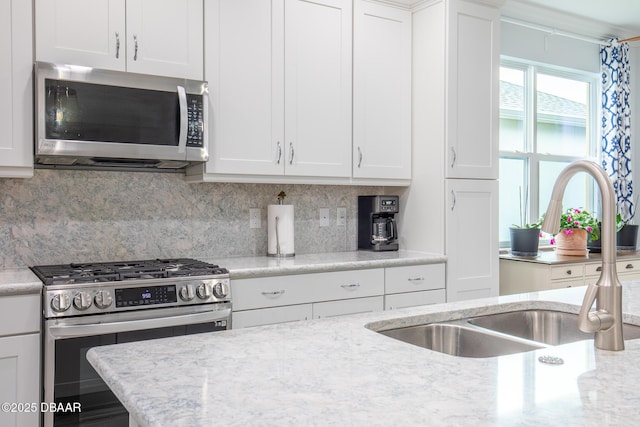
xmin=187 ymin=95 xmax=204 ymax=147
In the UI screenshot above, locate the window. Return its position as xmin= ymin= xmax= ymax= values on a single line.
xmin=499 ymin=59 xmax=599 ymax=245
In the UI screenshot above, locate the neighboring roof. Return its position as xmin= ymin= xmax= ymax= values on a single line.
xmin=500 ymin=80 xmax=587 ymax=119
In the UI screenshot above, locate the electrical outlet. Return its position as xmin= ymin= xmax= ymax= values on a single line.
xmin=337 ymin=207 xmax=346 ymax=226
xmin=249 ymin=208 xmax=261 ymax=229
xmin=319 ymin=208 xmax=330 ymax=227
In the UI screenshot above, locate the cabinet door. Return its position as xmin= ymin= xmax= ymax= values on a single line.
xmin=232 ymin=304 xmax=312 ymax=329
xmin=445 ymin=0 xmax=499 ymax=179
xmin=352 ymin=0 xmax=411 ymax=181
xmin=313 ymin=296 xmax=383 ymax=319
xmin=0 ymin=0 xmax=33 ymax=177
xmin=0 ymin=334 xmax=40 ymax=427
xmin=126 ymin=0 xmax=204 ymax=80
xmin=284 ymin=0 xmax=352 ymax=178
xmin=35 ymin=0 xmax=126 ymax=71
xmin=446 ymin=179 xmax=499 ymax=301
xmin=204 ymin=0 xmax=285 ymax=176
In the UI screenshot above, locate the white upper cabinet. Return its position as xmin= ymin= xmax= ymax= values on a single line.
xmin=192 ymin=0 xmax=352 ymax=183
xmin=352 ymin=0 xmax=411 ymax=182
xmin=0 ymin=0 xmax=33 ymax=178
xmin=445 ymin=0 xmax=499 ymax=179
xmin=283 ymin=0 xmax=352 ymax=178
xmin=35 ymin=0 xmax=203 ymax=80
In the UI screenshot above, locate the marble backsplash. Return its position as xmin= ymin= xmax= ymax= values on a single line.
xmin=0 ymin=169 xmax=382 ymax=268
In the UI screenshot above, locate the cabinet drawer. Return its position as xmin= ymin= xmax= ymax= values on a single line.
xmin=313 ymin=296 xmax=383 ymax=319
xmin=385 ymin=264 xmax=445 ymax=294
xmin=585 ymin=263 xmax=603 ymax=277
xmin=384 ymin=290 xmax=446 ymax=310
xmin=550 ymin=264 xmax=584 ymax=281
xmin=232 ymin=304 xmax=312 ymax=329
xmin=232 ymin=269 xmax=384 ymax=311
xmin=617 ymin=259 xmax=640 ymax=275
xmin=0 ymin=294 xmax=40 ymax=337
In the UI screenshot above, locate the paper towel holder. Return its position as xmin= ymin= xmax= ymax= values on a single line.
xmin=267 ymin=191 xmax=295 ymax=257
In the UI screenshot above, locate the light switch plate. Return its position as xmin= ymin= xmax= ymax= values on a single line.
xmin=249 ymin=208 xmax=261 ymax=229
xmin=319 ymin=208 xmax=330 ymax=227
xmin=336 ymin=207 xmax=346 ymax=226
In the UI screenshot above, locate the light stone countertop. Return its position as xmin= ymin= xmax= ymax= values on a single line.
xmin=88 ymin=282 xmax=640 ymax=427
xmin=0 ymin=268 xmax=43 ymax=296
xmin=500 ymin=249 xmax=640 ymax=265
xmin=212 ymin=250 xmax=447 ymax=279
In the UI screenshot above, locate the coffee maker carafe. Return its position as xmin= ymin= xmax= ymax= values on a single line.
xmin=358 ymin=195 xmax=399 ymax=251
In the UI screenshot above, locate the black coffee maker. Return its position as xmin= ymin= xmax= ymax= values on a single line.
xmin=358 ymin=195 xmax=399 ymax=251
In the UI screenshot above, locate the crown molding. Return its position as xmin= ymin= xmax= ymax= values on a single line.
xmin=501 ymin=0 xmax=637 ymax=41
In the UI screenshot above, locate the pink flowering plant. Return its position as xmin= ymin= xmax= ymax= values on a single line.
xmin=549 ymin=208 xmax=599 ymax=245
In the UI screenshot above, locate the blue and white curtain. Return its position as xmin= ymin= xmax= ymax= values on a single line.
xmin=601 ymin=39 xmax=633 ymax=221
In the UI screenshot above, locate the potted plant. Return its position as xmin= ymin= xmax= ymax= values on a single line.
xmin=550 ymin=208 xmax=599 ymax=256
xmin=509 ymin=187 xmax=542 ymax=257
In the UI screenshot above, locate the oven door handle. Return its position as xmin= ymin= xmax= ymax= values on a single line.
xmin=48 ymin=308 xmax=231 ymax=339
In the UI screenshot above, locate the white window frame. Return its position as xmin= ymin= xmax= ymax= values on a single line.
xmin=499 ymin=57 xmax=600 ymax=247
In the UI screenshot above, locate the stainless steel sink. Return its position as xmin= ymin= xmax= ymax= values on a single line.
xmin=374 ymin=309 xmax=640 ymax=358
xmin=468 ymin=309 xmax=640 ymax=345
xmin=378 ymin=322 xmax=543 ymax=357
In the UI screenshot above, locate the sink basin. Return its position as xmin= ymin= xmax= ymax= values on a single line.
xmin=378 ymin=323 xmax=543 ymax=357
xmin=468 ymin=310 xmax=640 ymax=346
xmin=374 ymin=309 xmax=640 ymax=358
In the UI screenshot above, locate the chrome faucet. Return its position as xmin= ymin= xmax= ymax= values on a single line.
xmin=541 ymin=160 xmax=624 ymax=351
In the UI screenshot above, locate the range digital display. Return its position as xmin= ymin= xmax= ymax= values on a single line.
xmin=115 ymin=285 xmax=177 ymax=307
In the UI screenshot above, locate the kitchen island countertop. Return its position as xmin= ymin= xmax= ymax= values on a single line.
xmin=88 ymin=282 xmax=640 ymax=426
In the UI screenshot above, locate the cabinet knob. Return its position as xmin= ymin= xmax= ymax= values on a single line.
xmin=566 ymin=270 xmax=572 ymax=275
xmin=626 ymin=264 xmax=634 ymax=269
xmin=596 ymin=266 xmax=602 ymax=272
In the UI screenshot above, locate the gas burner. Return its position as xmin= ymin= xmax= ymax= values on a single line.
xmin=31 ymin=258 xmax=227 ymax=286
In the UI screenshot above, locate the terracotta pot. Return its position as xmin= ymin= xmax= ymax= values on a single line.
xmin=554 ymin=228 xmax=588 ymax=256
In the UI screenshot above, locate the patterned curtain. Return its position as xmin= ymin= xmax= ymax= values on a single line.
xmin=601 ymin=39 xmax=633 ymax=221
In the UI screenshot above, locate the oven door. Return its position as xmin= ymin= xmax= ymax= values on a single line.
xmin=43 ymin=303 xmax=230 ymax=427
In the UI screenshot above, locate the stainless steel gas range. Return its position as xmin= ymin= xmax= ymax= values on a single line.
xmin=31 ymin=258 xmax=231 ymax=427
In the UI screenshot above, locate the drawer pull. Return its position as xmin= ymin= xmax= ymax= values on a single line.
xmin=596 ymin=266 xmax=602 ymax=272
xmin=261 ymin=290 xmax=285 ymax=296
xmin=341 ymin=283 xmax=360 ymax=289
xmin=626 ymin=264 xmax=634 ymax=269
xmin=408 ymin=277 xmax=425 ymax=282
xmin=566 ymin=270 xmax=572 ymax=275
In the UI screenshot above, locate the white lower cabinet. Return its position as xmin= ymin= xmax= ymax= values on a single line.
xmin=232 ymin=263 xmax=445 ymax=328
xmin=0 ymin=294 xmax=40 ymax=427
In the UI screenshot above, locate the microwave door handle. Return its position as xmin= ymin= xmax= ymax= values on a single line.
xmin=48 ymin=308 xmax=230 ymax=339
xmin=177 ymin=85 xmax=188 ymax=154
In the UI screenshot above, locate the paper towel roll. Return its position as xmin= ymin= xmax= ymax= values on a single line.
xmin=267 ymin=205 xmax=295 ymax=257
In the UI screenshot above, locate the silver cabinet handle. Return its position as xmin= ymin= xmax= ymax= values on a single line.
xmin=133 ymin=34 xmax=139 ymax=61
xmin=177 ymin=86 xmax=187 ymax=153
xmin=450 ymin=146 xmax=457 ymax=168
xmin=115 ymin=32 xmax=120 ymax=58
xmin=341 ymin=283 xmax=360 ymax=289
xmin=289 ymin=142 xmax=295 ymax=165
xmin=450 ymin=190 xmax=456 ymax=211
xmin=261 ymin=290 xmax=285 ymax=296
xmin=276 ymin=142 xmax=282 ymax=164
xmin=408 ymin=277 xmax=425 ymax=282
xmin=357 ymin=146 xmax=363 ymax=168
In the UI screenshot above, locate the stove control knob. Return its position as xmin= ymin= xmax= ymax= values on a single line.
xmin=51 ymin=293 xmax=71 ymax=313
xmin=73 ymin=291 xmax=93 ymax=311
xmin=94 ymin=290 xmax=113 ymax=309
xmin=212 ymin=282 xmax=229 ymax=299
xmin=196 ymin=283 xmax=212 ymax=299
xmin=179 ymin=285 xmax=195 ymax=301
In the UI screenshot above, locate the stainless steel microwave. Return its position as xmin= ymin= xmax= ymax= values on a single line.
xmin=34 ymin=62 xmax=208 ymax=171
